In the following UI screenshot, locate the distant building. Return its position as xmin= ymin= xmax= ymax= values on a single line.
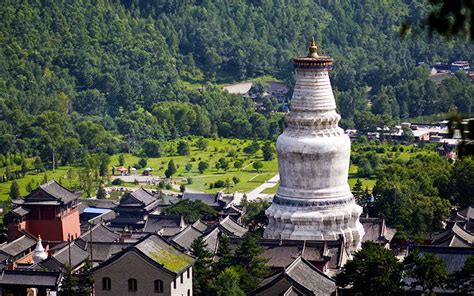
xmin=402 ymin=246 xmax=474 ymax=294
xmin=251 ymin=256 xmax=337 ymax=296
xmin=109 ymin=188 xmax=159 ymax=230
xmin=0 ymin=270 xmax=61 ymax=296
xmin=450 ymin=60 xmax=470 ymax=72
xmin=143 ymin=214 xmax=186 ymax=237
xmin=431 ymin=223 xmax=474 ymax=248
xmin=5 ymin=181 xmax=81 ymax=242
xmin=436 ymin=143 xmax=457 ymax=159
xmin=0 ymin=234 xmax=36 ymax=264
xmin=360 ymin=217 xmax=397 ymax=249
xmin=91 ymin=233 xmax=194 ymax=296
xmin=181 ymin=192 xmax=234 ymax=217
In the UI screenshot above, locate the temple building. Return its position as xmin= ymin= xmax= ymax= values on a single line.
xmin=264 ymin=39 xmax=364 ymax=253
xmin=5 ymin=181 xmax=81 ymax=242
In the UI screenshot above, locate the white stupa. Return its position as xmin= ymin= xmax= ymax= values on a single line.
xmin=33 ymin=235 xmax=48 ymax=264
xmin=264 ymin=39 xmax=364 ymax=253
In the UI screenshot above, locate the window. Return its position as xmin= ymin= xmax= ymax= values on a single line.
xmin=154 ymin=280 xmax=163 ymax=293
xmin=180 ymin=273 xmax=183 ymax=284
xmin=187 ymin=289 xmax=191 ymax=296
xmin=173 ymin=279 xmax=176 ymax=289
xmin=128 ymin=278 xmax=137 ymax=292
xmin=102 ymin=277 xmax=111 ymax=290
xmin=187 ymin=268 xmax=190 ymax=279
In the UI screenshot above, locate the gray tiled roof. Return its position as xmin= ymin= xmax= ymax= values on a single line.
xmin=202 ymin=227 xmax=220 ymax=254
xmin=0 ymin=235 xmax=36 ymax=257
xmin=411 ymin=245 xmax=474 ymax=273
xmin=143 ymin=214 xmax=184 ymax=233
xmin=360 ymin=217 xmax=396 ymax=244
xmin=285 ymin=257 xmax=336 ymax=294
xmin=218 ymin=216 xmax=248 ymax=237
xmin=432 ymin=223 xmax=474 ymax=247
xmin=78 ymin=198 xmax=117 ymax=210
xmin=86 ymin=242 xmax=131 ymax=262
xmin=129 ymin=188 xmax=156 ymax=206
xmin=49 ymin=241 xmax=90 ymax=269
xmin=80 ymin=223 xmax=120 ymax=243
xmin=253 ymin=257 xmax=336 ymax=296
xmin=257 ymin=239 xmax=337 ymax=269
xmin=458 ymin=205 xmax=474 ymax=220
xmin=170 ymin=225 xmax=204 ymax=251
xmin=182 ymin=192 xmax=221 ymax=206
xmin=192 ymin=220 xmax=208 ymax=232
xmin=25 ymin=181 xmax=79 ymax=204
xmin=0 ymin=270 xmax=61 ymax=287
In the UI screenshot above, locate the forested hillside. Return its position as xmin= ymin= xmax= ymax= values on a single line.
xmin=0 ymin=0 xmax=473 ymax=165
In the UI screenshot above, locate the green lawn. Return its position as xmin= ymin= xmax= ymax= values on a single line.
xmin=0 ymin=166 xmax=83 ymax=202
xmin=0 ymin=138 xmax=438 ymax=202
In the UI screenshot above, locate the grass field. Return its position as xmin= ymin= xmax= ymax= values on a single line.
xmin=0 ymin=138 xmax=438 ymax=202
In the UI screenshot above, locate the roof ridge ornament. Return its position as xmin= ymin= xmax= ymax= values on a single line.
xmin=308 ymin=37 xmax=319 ymax=58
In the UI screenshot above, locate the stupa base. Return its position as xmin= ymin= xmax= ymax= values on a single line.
xmin=264 ymin=201 xmax=365 ymax=254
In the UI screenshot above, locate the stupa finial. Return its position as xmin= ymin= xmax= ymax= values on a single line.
xmin=308 ymin=37 xmax=319 ymax=58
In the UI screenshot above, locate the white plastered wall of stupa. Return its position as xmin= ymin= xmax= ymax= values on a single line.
xmin=264 ymin=39 xmax=365 ymax=253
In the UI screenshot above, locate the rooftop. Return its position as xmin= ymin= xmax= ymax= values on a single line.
xmin=0 ymin=270 xmax=61 ymax=287
xmin=134 ymin=234 xmax=194 ymax=274
xmin=409 ymin=245 xmax=474 ymax=273
xmin=143 ymin=214 xmax=185 ymax=234
xmin=252 ymin=256 xmax=336 ymax=296
xmin=80 ymin=223 xmax=120 ymax=243
xmin=0 ymin=234 xmax=36 ymax=258
xmin=432 ymin=223 xmax=474 ymax=247
xmin=218 ymin=216 xmax=248 ymax=238
xmin=21 ymin=181 xmax=80 ymax=205
xmin=182 ymin=192 xmax=224 ymax=207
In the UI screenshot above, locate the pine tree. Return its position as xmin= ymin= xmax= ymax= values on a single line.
xmin=191 ymin=237 xmax=213 ymax=296
xmin=233 ymin=233 xmax=268 ymax=292
xmin=21 ymin=159 xmax=28 ymax=177
xmin=165 ymin=160 xmax=176 ymax=179
xmin=96 ymin=184 xmax=107 ymax=199
xmin=99 ymin=160 xmax=108 ymax=177
xmin=353 ymin=179 xmax=364 ymax=202
xmin=25 ymin=181 xmax=33 ymax=193
xmin=77 ymin=257 xmax=94 ymax=295
xmin=212 ymin=267 xmax=246 ymax=296
xmin=405 ymin=250 xmax=448 ymax=295
xmin=9 ymin=180 xmax=20 ymax=199
xmin=42 ymin=173 xmax=48 ymax=184
xmin=58 ymin=265 xmax=78 ymax=296
xmin=262 ymin=142 xmax=275 ymax=161
xmin=225 ymin=178 xmax=232 ymax=193
xmin=213 ymin=235 xmax=233 ymax=275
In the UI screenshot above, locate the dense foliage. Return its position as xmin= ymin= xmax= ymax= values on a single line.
xmin=336 ymin=242 xmax=404 ymax=295
xmin=337 ymin=243 xmax=474 ymax=296
xmin=1 ymin=0 xmax=473 ymax=169
xmin=351 ymin=140 xmax=473 ymax=238
xmin=163 ymin=199 xmax=217 ymax=223
xmin=191 ymin=233 xmax=268 ymax=296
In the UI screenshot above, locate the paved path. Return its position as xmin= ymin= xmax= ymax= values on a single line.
xmin=233 ymin=174 xmax=279 ymax=205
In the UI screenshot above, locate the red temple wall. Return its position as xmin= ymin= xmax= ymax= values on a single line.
xmin=25 ymin=208 xmax=80 ymax=242
xmin=7 ymin=221 xmax=26 ymax=242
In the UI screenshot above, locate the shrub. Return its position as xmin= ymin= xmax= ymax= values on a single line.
xmin=214 ymin=180 xmax=225 ymax=188
xmin=112 ymin=178 xmax=124 ymax=186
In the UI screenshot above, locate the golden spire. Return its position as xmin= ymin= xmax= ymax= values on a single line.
xmin=308 ymin=37 xmax=319 ymax=58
